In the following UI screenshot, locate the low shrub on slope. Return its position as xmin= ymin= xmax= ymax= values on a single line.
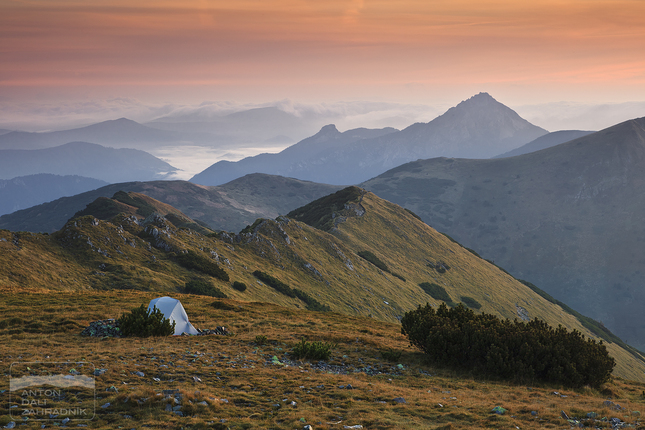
xmin=401 ymin=303 xmax=615 ymax=388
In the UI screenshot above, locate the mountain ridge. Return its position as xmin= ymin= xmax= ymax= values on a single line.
xmin=191 ymin=93 xmax=548 ymax=186
xmin=0 ymin=174 xmax=343 ymax=234
xmin=2 ymin=187 xmax=644 ymax=381
xmin=190 ymin=125 xmax=398 ymax=186
xmin=494 ymin=129 xmax=595 ymax=158
xmin=0 ymin=141 xmax=178 ymax=183
xmin=0 ymin=174 xmax=108 ymax=216
xmin=0 ymin=118 xmax=181 ymax=150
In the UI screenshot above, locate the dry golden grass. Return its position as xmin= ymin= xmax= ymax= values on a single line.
xmin=1 ymin=287 xmax=645 ymax=429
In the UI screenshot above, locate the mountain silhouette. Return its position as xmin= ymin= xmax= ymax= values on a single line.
xmin=0 ymin=141 xmax=178 ymax=183
xmin=191 ymin=93 xmax=547 ymax=186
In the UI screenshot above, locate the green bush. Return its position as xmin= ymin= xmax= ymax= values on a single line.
xmin=381 ymin=348 xmax=402 ymax=362
xmin=118 ymin=304 xmax=175 ymax=337
xmin=232 ymin=281 xmax=247 ymax=292
xmin=419 ymin=282 xmax=452 ymax=302
xmin=401 ymin=303 xmax=615 ymax=388
xmin=175 ymin=250 xmax=229 ymax=282
xmin=357 ymin=250 xmax=389 ymax=272
xmin=252 ymin=270 xmax=331 ymax=312
xmin=392 ymin=273 xmax=407 ymax=282
xmin=210 ymin=300 xmax=237 ymax=311
xmin=185 ymin=279 xmax=227 ymax=298
xmin=255 ymin=334 xmax=268 ymax=345
xmin=291 ymin=338 xmax=335 ymax=361
xmin=460 ymin=296 xmax=482 ymax=309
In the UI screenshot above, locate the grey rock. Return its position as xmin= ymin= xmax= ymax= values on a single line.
xmin=393 ymin=397 xmax=406 ymax=404
xmin=80 ymin=319 xmax=121 ymax=338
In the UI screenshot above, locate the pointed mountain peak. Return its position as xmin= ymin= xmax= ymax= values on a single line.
xmin=436 ymin=92 xmax=545 ymax=131
xmin=317 ymin=124 xmax=340 ymax=136
xmin=472 ymin=91 xmax=494 ymax=99
xmin=454 ymin=92 xmax=501 ymax=109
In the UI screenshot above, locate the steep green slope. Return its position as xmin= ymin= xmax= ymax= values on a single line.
xmin=1 ymin=188 xmax=644 ymax=381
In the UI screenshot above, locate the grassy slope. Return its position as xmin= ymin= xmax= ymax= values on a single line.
xmin=1 ymin=288 xmax=645 ymax=429
xmin=1 ymin=189 xmax=644 ymax=382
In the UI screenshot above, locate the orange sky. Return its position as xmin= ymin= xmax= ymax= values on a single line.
xmin=1 ymin=0 xmax=645 ymax=106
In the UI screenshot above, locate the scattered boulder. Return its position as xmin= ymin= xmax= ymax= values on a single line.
xmin=81 ymin=318 xmax=230 ymax=337
xmin=80 ymin=319 xmax=121 ymax=337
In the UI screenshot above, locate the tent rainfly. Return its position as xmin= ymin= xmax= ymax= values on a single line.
xmin=147 ymin=296 xmax=199 ymax=335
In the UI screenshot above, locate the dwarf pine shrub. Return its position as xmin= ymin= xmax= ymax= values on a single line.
xmin=357 ymin=250 xmax=389 ymax=272
xmin=118 ymin=305 xmax=175 ymax=337
xmin=175 ymin=250 xmax=229 ymax=282
xmin=418 ymin=282 xmax=452 ymax=302
xmin=460 ymin=296 xmax=482 ymax=309
xmin=232 ymin=281 xmax=247 ymax=292
xmin=401 ymin=303 xmax=615 ymax=388
xmin=252 ymin=270 xmax=331 ymax=312
xmin=184 ymin=280 xmax=227 ymax=298
xmin=291 ymin=338 xmax=335 ymax=361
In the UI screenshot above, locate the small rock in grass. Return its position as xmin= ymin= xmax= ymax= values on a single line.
xmin=492 ymin=406 xmax=507 ymax=415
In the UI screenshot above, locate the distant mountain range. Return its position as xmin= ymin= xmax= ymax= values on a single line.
xmin=494 ymin=130 xmax=594 ymax=158
xmin=191 ymin=93 xmax=548 ymax=186
xmin=0 ymin=174 xmax=342 ymax=233
xmin=148 ymin=106 xmax=320 ymax=145
xmin=0 ymin=141 xmax=178 ymax=183
xmin=362 ymin=117 xmax=645 ymax=349
xmin=191 ymin=125 xmax=399 ymax=186
xmin=0 ymin=174 xmax=108 ymax=217
xmin=0 ymin=118 xmax=185 ymax=150
xmin=0 ymin=108 xmax=327 ymax=151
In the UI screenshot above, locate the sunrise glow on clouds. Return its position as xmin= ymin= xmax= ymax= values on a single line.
xmin=1 ymin=0 xmax=644 ymax=107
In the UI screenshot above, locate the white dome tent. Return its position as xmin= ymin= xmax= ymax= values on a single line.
xmin=147 ymin=296 xmax=199 ymax=336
